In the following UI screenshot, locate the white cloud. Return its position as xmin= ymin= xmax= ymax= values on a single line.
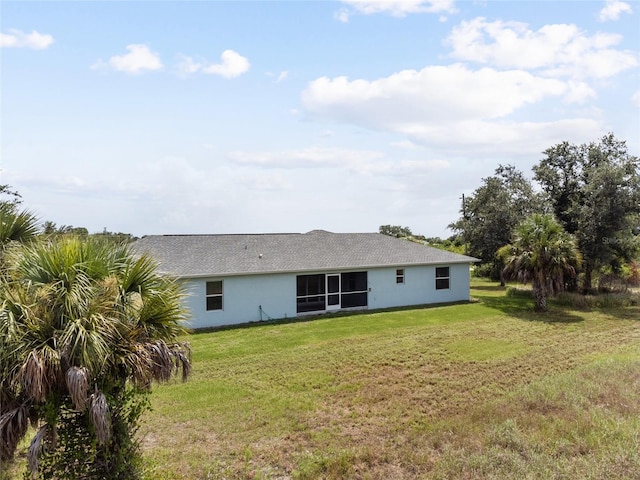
xmin=227 ymin=146 xmax=449 ymax=177
xmin=233 ymin=172 xmax=293 ymax=191
xmin=599 ymin=0 xmax=633 ymax=21
xmin=632 ymin=90 xmax=640 ymax=107
xmin=92 ymin=44 xmax=163 ymax=74
xmin=0 ymin=29 xmax=54 ymax=49
xmin=302 ymin=64 xmax=569 ymax=129
xmin=300 ymin=65 xmax=608 ymax=156
xmin=176 ymin=50 xmax=250 ymax=78
xmin=337 ymin=0 xmax=456 ymax=22
xmin=176 ymin=54 xmax=202 ymax=76
xmin=400 ymin=118 xmax=604 ymax=155
xmin=447 ymin=17 xmax=638 ymax=79
xmin=266 ymin=70 xmax=289 ymax=82
xmin=335 ymin=8 xmax=351 ymax=23
xmin=227 ymin=147 xmax=382 ymax=170
xmin=202 ymin=50 xmax=250 ymax=78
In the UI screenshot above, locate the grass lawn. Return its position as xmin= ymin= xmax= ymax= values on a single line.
xmin=138 ymin=279 xmax=640 ymax=479
xmin=5 ymin=279 xmax=640 ymax=479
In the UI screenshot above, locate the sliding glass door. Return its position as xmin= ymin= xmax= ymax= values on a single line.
xmin=296 ymin=272 xmax=368 ymax=314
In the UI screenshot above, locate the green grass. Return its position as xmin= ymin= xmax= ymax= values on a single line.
xmin=5 ymin=279 xmax=640 ymax=479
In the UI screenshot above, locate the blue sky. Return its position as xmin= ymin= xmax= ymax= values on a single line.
xmin=2 ymin=0 xmax=639 ymax=237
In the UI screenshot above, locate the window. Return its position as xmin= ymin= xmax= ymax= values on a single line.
xmin=297 ymin=274 xmax=326 ymax=313
xmin=206 ymin=280 xmax=223 ymax=310
xmin=340 ymin=272 xmax=368 ymax=308
xmin=396 ymin=268 xmax=405 ymax=284
xmin=435 ymin=267 xmax=450 ymax=290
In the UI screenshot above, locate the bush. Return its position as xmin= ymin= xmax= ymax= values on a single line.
xmin=620 ymin=260 xmax=640 ymax=287
xmin=35 ymin=387 xmax=148 ymax=480
xmin=552 ymin=291 xmax=640 ymax=309
xmin=473 ymin=263 xmax=501 ymax=280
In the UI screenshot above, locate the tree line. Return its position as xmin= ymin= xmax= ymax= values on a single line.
xmin=383 ymin=134 xmax=640 ymax=307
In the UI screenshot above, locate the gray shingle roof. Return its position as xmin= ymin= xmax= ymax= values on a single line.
xmin=134 ymin=230 xmax=478 ymax=278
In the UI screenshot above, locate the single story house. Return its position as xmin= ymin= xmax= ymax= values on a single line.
xmin=134 ymin=230 xmax=478 ymax=329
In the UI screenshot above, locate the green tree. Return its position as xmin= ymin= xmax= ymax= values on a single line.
xmin=498 ymin=214 xmax=582 ymax=312
xmin=534 ymin=134 xmax=640 ymax=290
xmin=41 ymin=222 xmax=89 ymax=237
xmin=424 ymin=235 xmax=466 ymax=255
xmin=0 ymin=185 xmax=23 ymax=206
xmin=93 ymin=228 xmax=137 ymax=244
xmin=0 ymin=236 xmax=191 ymax=478
xmin=449 ymin=165 xmax=546 ymax=281
xmin=379 ymin=225 xmax=414 ymax=238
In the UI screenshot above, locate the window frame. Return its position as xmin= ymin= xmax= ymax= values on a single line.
xmin=435 ymin=266 xmax=450 ymax=290
xmin=396 ymin=268 xmax=405 ymax=284
xmin=206 ymin=280 xmax=224 ymax=311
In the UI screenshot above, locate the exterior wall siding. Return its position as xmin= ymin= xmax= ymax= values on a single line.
xmin=368 ymin=264 xmax=471 ymax=310
xmin=181 ymin=263 xmax=472 ymax=329
xmin=182 ymin=273 xmax=296 ymax=329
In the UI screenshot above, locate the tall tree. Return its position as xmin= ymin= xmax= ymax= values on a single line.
xmin=498 ymin=214 xmax=581 ymax=312
xmin=0 ymin=236 xmax=191 ymax=478
xmin=449 ymin=164 xmax=546 ymax=280
xmin=534 ymin=134 xmax=640 ymax=290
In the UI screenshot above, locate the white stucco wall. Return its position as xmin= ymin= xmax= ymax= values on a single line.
xmin=181 ymin=272 xmax=297 ymax=329
xmin=180 ymin=263 xmax=472 ymax=329
xmin=368 ymin=263 xmax=471 ymax=310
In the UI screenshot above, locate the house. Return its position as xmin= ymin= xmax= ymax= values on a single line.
xmin=134 ymin=230 xmax=478 ymax=329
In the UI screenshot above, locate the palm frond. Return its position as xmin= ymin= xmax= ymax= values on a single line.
xmin=0 ymin=207 xmax=39 ymax=248
xmin=27 ymin=423 xmax=50 ymax=476
xmin=20 ymin=351 xmax=48 ymax=403
xmin=66 ymin=366 xmax=90 ymax=411
xmin=147 ymin=340 xmax=174 ymax=383
xmin=89 ymin=390 xmax=111 ymax=445
xmin=0 ymin=404 xmax=29 ymax=461
xmin=173 ymin=343 xmax=192 ymax=382
xmin=59 ymin=315 xmax=115 ymax=376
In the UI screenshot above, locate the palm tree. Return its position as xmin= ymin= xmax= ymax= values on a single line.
xmin=498 ymin=214 xmax=582 ymax=312
xmin=0 ymin=202 xmax=39 ymax=253
xmin=0 ymin=236 xmax=191 ymax=478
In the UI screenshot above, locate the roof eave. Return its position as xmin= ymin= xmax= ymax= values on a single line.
xmin=162 ymin=259 xmax=479 ymax=279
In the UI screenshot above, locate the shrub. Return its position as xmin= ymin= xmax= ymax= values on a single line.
xmin=621 ymin=260 xmax=640 ymax=287
xmin=552 ymin=291 xmax=640 ymax=309
xmin=34 ymin=387 xmax=148 ymax=480
xmin=473 ymin=263 xmax=501 ymax=280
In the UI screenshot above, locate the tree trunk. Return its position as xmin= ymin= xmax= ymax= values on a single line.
xmin=533 ymin=284 xmax=547 ymax=312
xmin=583 ymin=265 xmax=593 ymax=292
